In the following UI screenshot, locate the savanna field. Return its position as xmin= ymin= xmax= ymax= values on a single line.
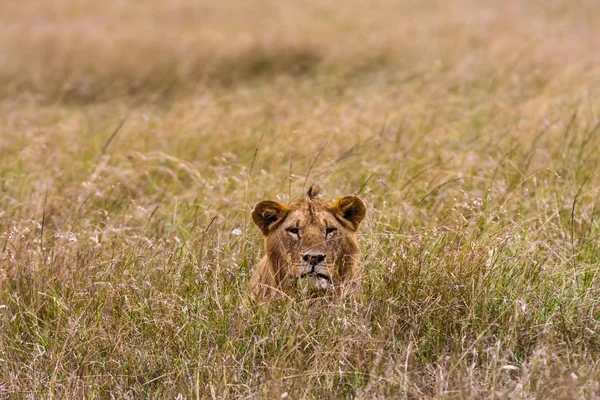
xmin=2 ymin=0 xmax=600 ymax=398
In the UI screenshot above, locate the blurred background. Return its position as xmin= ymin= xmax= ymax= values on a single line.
xmin=1 ymin=0 xmax=598 ymax=103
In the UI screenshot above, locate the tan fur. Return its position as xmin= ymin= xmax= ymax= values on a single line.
xmin=251 ymin=187 xmax=366 ymax=300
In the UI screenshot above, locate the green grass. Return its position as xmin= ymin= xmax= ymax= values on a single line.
xmin=1 ymin=0 xmax=600 ymax=398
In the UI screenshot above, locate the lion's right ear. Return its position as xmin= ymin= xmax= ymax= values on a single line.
xmin=330 ymin=195 xmax=366 ymax=231
xmin=252 ymin=200 xmax=289 ymax=236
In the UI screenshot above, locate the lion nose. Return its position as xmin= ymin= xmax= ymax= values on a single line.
xmin=302 ymin=253 xmax=326 ymax=266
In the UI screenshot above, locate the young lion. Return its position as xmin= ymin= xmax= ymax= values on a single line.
xmin=251 ymin=186 xmax=366 ymax=300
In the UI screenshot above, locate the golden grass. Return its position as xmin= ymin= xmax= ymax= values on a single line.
xmin=1 ymin=0 xmax=600 ymax=398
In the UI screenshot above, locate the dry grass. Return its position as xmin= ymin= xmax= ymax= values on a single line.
xmin=1 ymin=0 xmax=600 ymax=398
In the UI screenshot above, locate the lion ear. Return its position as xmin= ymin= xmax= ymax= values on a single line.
xmin=252 ymin=200 xmax=289 ymax=236
xmin=330 ymin=196 xmax=366 ymax=231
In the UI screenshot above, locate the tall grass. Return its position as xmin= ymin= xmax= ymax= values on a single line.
xmin=1 ymin=0 xmax=600 ymax=398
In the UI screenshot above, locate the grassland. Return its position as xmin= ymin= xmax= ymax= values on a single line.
xmin=1 ymin=0 xmax=600 ymax=398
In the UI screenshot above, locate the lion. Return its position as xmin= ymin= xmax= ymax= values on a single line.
xmin=250 ymin=185 xmax=366 ymax=300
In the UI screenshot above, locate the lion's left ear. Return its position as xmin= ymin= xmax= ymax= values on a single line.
xmin=330 ymin=196 xmax=366 ymax=231
xmin=252 ymin=200 xmax=289 ymax=236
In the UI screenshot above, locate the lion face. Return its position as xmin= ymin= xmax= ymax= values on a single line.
xmin=251 ymin=186 xmax=366 ymax=298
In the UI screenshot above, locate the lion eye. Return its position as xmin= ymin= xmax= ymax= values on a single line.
xmin=325 ymin=227 xmax=337 ymax=237
xmin=286 ymin=227 xmax=300 ymax=237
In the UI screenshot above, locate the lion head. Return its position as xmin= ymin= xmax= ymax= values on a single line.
xmin=250 ymin=186 xmax=366 ymax=300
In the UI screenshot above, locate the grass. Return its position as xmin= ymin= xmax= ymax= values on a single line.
xmin=1 ymin=0 xmax=600 ymax=398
